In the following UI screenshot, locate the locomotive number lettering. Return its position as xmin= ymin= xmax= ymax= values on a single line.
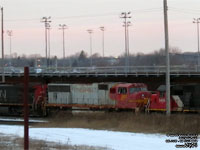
xmin=0 ymin=90 xmax=6 ymax=101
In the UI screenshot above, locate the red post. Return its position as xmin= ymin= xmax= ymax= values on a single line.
xmin=24 ymin=67 xmax=29 ymax=150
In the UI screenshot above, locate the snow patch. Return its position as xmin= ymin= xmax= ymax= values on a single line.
xmin=0 ymin=125 xmax=198 ymax=150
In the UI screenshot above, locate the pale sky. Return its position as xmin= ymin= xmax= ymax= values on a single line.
xmin=1 ymin=0 xmax=200 ymax=58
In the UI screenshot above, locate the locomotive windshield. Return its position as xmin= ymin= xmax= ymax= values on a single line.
xmin=129 ymin=87 xmax=147 ymax=94
xmin=141 ymin=87 xmax=147 ymax=91
xmin=129 ymin=88 xmax=137 ymax=93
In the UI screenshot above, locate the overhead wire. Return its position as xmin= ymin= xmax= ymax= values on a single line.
xmin=169 ymin=7 xmax=200 ymax=15
xmin=5 ymin=7 xmax=163 ymax=23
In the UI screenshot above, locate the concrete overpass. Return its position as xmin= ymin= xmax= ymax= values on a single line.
xmin=1 ymin=65 xmax=200 ymax=90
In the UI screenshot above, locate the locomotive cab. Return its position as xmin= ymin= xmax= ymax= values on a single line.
xmin=109 ymin=83 xmax=151 ymax=109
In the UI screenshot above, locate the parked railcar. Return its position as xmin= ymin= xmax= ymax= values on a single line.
xmin=47 ymin=83 xmax=117 ymax=109
xmin=171 ymin=84 xmax=200 ymax=111
xmin=0 ymin=84 xmax=34 ymax=115
xmin=0 ymin=84 xmax=24 ymax=104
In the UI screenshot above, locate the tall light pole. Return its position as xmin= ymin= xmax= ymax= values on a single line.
xmin=193 ymin=18 xmax=200 ymax=67
xmin=7 ymin=30 xmax=13 ymax=65
xmin=100 ymin=26 xmax=105 ymax=58
xmin=54 ymin=56 xmax=58 ymax=71
xmin=127 ymin=21 xmax=132 ymax=68
xmin=59 ymin=24 xmax=67 ymax=60
xmin=163 ymin=0 xmax=171 ymax=115
xmin=87 ymin=29 xmax=93 ymax=67
xmin=41 ymin=16 xmax=51 ymax=67
xmin=46 ymin=24 xmax=51 ymax=68
xmin=1 ymin=7 xmax=5 ymax=83
xmin=120 ymin=12 xmax=131 ymax=72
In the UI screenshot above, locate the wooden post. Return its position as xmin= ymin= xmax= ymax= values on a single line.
xmin=1 ymin=7 xmax=5 ymax=83
xmin=24 ymin=67 xmax=29 ymax=150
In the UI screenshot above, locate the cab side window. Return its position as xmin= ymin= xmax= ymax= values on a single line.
xmin=160 ymin=91 xmax=165 ymax=98
xmin=118 ymin=87 xmax=127 ymax=94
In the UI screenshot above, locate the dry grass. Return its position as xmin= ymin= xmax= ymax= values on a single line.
xmin=0 ymin=133 xmax=108 ymax=150
xmin=35 ymin=111 xmax=200 ymax=134
xmin=1 ymin=111 xmax=199 ymax=149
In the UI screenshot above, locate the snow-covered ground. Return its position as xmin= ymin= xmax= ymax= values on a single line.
xmin=0 ymin=125 xmax=199 ymax=150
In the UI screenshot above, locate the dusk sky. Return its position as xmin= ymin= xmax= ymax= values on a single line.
xmin=1 ymin=0 xmax=200 ymax=58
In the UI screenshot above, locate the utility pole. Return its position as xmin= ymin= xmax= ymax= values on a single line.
xmin=163 ymin=0 xmax=171 ymax=115
xmin=193 ymin=18 xmax=200 ymax=68
xmin=87 ymin=29 xmax=93 ymax=67
xmin=41 ymin=16 xmax=51 ymax=68
xmin=120 ymin=12 xmax=131 ymax=72
xmin=1 ymin=7 xmax=5 ymax=83
xmin=7 ymin=30 xmax=13 ymax=66
xmin=100 ymin=26 xmax=105 ymax=58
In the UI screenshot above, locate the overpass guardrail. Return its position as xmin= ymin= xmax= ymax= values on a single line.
xmin=0 ymin=65 xmax=200 ymax=76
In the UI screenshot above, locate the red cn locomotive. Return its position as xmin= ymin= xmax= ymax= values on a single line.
xmin=109 ymin=83 xmax=151 ymax=110
xmin=149 ymin=85 xmax=184 ymax=112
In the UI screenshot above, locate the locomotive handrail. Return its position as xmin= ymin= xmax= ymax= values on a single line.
xmin=0 ymin=65 xmax=200 ymax=76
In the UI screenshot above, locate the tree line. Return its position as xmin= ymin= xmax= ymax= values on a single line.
xmin=2 ymin=47 xmax=198 ymax=68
